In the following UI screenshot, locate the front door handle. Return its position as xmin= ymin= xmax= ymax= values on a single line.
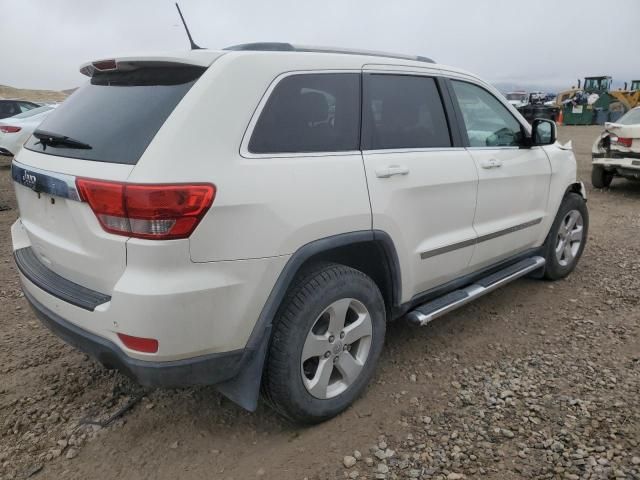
xmin=480 ymin=158 xmax=503 ymax=169
xmin=375 ymin=165 xmax=410 ymax=178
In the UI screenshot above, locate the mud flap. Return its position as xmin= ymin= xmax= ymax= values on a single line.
xmin=215 ymin=325 xmax=271 ymax=411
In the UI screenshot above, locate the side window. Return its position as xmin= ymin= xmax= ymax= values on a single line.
xmin=451 ymin=81 xmax=523 ymax=147
xmin=249 ymin=73 xmax=360 ymax=154
xmin=362 ymin=74 xmax=451 ymax=150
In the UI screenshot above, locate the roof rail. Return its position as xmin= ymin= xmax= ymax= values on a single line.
xmin=224 ymin=42 xmax=435 ymax=64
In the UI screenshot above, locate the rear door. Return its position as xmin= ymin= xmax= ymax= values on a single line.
xmin=13 ymin=64 xmax=205 ymax=294
xmin=361 ymin=69 xmax=479 ymax=300
xmin=449 ymin=79 xmax=551 ymax=270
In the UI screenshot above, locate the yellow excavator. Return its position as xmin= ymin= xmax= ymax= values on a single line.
xmin=610 ymin=80 xmax=640 ymax=110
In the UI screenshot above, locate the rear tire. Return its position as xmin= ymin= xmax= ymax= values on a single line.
xmin=543 ymin=193 xmax=588 ymax=280
xmin=263 ymin=263 xmax=385 ymax=424
xmin=592 ymin=165 xmax=613 ymax=188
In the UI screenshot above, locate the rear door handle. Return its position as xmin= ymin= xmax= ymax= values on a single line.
xmin=480 ymin=158 xmax=503 ymax=169
xmin=375 ymin=165 xmax=410 ymax=178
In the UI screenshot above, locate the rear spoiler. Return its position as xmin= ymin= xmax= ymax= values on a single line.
xmin=79 ymin=52 xmax=223 ymax=77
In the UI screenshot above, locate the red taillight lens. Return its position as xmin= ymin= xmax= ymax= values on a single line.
xmin=0 ymin=125 xmax=21 ymax=133
xmin=613 ymin=137 xmax=633 ymax=148
xmin=76 ymin=179 xmax=215 ymax=240
xmin=117 ymin=333 xmax=159 ymax=353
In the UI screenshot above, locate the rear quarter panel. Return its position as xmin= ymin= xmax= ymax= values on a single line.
xmin=128 ymin=53 xmax=372 ymax=262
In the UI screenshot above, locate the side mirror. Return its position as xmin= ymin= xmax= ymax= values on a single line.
xmin=530 ymin=118 xmax=557 ymax=146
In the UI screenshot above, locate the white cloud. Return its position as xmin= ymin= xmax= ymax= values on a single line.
xmin=1 ymin=0 xmax=638 ymax=91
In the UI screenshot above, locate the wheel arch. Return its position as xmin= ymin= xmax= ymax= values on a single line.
xmin=565 ymin=181 xmax=587 ymax=201
xmin=215 ymin=230 xmax=402 ymax=411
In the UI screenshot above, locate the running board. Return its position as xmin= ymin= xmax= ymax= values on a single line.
xmin=406 ymin=256 xmax=545 ymax=326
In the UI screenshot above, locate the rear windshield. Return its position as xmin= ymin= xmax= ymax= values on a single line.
xmin=25 ymin=66 xmax=204 ymax=165
xmin=618 ymin=108 xmax=640 ymax=125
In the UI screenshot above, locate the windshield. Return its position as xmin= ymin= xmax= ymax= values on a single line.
xmin=11 ymin=105 xmax=55 ymax=120
xmin=618 ymin=108 xmax=640 ymax=125
xmin=24 ymin=66 xmax=205 ymax=165
xmin=506 ymin=93 xmax=527 ymax=101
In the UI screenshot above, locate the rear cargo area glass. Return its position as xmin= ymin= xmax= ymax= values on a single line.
xmin=24 ymin=66 xmax=204 ymax=165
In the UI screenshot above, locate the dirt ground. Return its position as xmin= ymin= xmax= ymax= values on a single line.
xmin=0 ymin=126 xmax=638 ymax=480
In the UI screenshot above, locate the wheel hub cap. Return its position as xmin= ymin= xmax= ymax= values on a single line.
xmin=300 ymin=298 xmax=373 ymax=399
xmin=555 ymin=209 xmax=584 ymax=267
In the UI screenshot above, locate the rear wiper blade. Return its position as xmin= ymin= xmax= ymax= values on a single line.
xmin=33 ymin=130 xmax=92 ymax=150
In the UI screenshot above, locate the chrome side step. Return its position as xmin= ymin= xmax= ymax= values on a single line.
xmin=406 ymin=256 xmax=545 ymax=326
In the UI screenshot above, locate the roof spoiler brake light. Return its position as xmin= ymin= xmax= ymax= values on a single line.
xmin=79 ymin=59 xmax=118 ymax=77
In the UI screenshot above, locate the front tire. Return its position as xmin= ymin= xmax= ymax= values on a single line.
xmin=592 ymin=165 xmax=613 ymax=188
xmin=263 ymin=263 xmax=386 ymax=424
xmin=543 ymin=193 xmax=589 ymax=280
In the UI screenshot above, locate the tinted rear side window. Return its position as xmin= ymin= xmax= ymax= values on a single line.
xmin=362 ymin=74 xmax=451 ymax=150
xmin=249 ymin=73 xmax=360 ymax=154
xmin=25 ymin=66 xmax=204 ymax=165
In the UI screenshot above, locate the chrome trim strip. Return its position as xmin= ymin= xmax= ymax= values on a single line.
xmin=420 ymin=237 xmax=476 ymax=259
xmin=420 ymin=217 xmax=543 ymax=260
xmin=11 ymin=160 xmax=81 ymax=201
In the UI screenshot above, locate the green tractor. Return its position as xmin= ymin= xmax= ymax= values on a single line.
xmin=562 ymin=76 xmax=628 ymax=125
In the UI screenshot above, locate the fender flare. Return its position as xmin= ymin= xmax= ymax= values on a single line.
xmin=216 ymin=230 xmax=402 ymax=411
xmin=565 ymin=181 xmax=587 ymax=201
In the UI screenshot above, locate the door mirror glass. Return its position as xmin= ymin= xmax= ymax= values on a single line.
xmin=531 ymin=118 xmax=556 ymax=146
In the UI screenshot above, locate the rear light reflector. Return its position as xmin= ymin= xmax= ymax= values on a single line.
xmin=117 ymin=333 xmax=159 ymax=353
xmin=0 ymin=125 xmax=21 ymax=133
xmin=92 ymin=59 xmax=118 ymax=71
xmin=76 ymin=179 xmax=215 ymax=240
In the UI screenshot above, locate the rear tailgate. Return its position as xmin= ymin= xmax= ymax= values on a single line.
xmin=12 ymin=58 xmax=213 ymax=296
xmin=12 ymin=151 xmax=133 ymax=294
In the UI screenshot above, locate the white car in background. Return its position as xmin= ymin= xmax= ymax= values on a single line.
xmin=592 ymin=107 xmax=640 ymax=187
xmin=0 ymin=105 xmax=58 ymax=156
xmin=505 ymin=91 xmax=528 ymax=108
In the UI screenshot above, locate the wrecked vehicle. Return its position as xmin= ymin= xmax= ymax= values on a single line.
xmin=506 ymin=91 xmax=528 ymax=108
xmin=592 ymin=107 xmax=640 ymax=187
xmin=518 ymin=93 xmax=560 ymax=123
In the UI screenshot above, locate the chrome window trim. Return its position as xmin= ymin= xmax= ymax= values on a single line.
xmin=11 ymin=160 xmax=81 ymax=201
xmin=362 ymin=147 xmax=465 ymax=155
xmin=239 ymin=69 xmax=362 ymax=160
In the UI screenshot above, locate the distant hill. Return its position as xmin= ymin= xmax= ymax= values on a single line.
xmin=0 ymin=84 xmax=69 ymax=103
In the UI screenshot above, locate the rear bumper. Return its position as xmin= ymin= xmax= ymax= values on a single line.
xmin=23 ymin=287 xmax=245 ymax=387
xmin=593 ymin=155 xmax=640 ymax=177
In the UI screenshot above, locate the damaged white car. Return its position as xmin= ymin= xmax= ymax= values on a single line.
xmin=592 ymin=107 xmax=640 ymax=188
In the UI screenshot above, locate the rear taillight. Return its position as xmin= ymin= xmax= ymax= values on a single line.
xmin=611 ymin=136 xmax=633 ymax=148
xmin=76 ymin=179 xmax=215 ymax=240
xmin=0 ymin=125 xmax=21 ymax=133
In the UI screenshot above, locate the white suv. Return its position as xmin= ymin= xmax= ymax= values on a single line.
xmin=10 ymin=44 xmax=588 ymax=423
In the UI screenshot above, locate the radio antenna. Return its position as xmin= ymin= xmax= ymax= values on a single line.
xmin=175 ymin=3 xmax=202 ymax=50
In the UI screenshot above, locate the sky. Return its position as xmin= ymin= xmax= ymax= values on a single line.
xmin=2 ymin=0 xmax=639 ymax=92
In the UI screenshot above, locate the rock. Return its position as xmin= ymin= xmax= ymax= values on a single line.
xmin=448 ymin=473 xmax=464 ymax=480
xmin=348 ymin=470 xmax=359 ymax=479
xmin=377 ymin=463 xmax=389 ymax=474
xmin=25 ymin=464 xmax=43 ymax=477
xmin=632 ymin=456 xmax=640 ymax=465
xmin=343 ymin=456 xmax=357 ymax=468
xmin=256 ymin=467 xmax=265 ymax=476
xmin=353 ymin=450 xmax=362 ymax=460
xmin=499 ymin=390 xmax=514 ymax=399
xmin=65 ymin=448 xmax=77 ymax=460
xmin=501 ymin=429 xmax=515 ymax=439
xmin=169 ymin=441 xmax=179 ymax=449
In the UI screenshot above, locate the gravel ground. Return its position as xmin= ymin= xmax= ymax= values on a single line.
xmin=0 ymin=126 xmax=638 ymax=480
